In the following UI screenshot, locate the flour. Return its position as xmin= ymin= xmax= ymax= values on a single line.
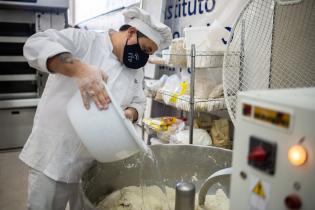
xmin=191 ymin=172 xmax=199 ymax=182
xmin=96 ymin=186 xmax=229 ymax=210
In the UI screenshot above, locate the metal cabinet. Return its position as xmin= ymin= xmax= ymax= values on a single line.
xmin=0 ymin=103 xmax=37 ymax=149
xmin=0 ymin=3 xmax=68 ymax=149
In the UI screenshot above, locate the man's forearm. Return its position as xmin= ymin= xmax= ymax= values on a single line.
xmin=47 ymin=52 xmax=110 ymax=110
xmin=47 ymin=52 xmax=86 ymax=77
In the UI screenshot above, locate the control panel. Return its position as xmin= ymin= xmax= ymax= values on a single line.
xmin=248 ymin=136 xmax=277 ymax=175
xmin=230 ymin=88 xmax=315 ymax=210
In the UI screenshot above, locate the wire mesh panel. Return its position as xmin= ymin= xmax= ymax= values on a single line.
xmin=223 ymin=0 xmax=315 ymax=124
xmin=270 ymin=0 xmax=315 ymax=88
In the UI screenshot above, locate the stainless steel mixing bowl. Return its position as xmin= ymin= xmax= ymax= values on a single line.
xmin=81 ymin=144 xmax=232 ymax=208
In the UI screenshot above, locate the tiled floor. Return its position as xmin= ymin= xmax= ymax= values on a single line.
xmin=0 ymin=126 xmax=145 ymax=210
xmin=0 ymin=149 xmax=71 ymax=210
xmin=0 ymin=149 xmax=28 ymax=210
xmin=0 ymin=125 xmax=144 ymax=209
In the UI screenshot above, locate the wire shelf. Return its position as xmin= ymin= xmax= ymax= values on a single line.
xmin=152 ymin=89 xmax=226 ymax=113
xmin=151 ymin=50 xmax=226 ymax=69
xmin=157 ymin=50 xmax=226 ymax=57
xmin=149 ymin=45 xmax=229 ymax=144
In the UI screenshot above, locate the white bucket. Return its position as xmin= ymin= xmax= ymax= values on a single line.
xmin=184 ymin=21 xmax=228 ymax=68
xmin=67 ymin=83 xmax=147 ymax=163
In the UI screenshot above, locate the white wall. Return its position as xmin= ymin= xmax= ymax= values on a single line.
xmin=142 ymin=0 xmax=166 ymax=79
xmin=68 ymin=0 xmax=75 ymax=25
xmin=73 ymin=0 xmax=140 ymax=24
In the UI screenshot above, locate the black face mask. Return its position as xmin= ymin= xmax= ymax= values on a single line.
xmin=123 ymin=35 xmax=149 ymax=69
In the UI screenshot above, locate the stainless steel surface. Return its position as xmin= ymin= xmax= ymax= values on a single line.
xmin=189 ymin=44 xmax=196 ymax=145
xmin=0 ymin=75 xmax=37 ymax=81
xmin=0 ymin=56 xmax=26 ymax=62
xmin=175 ymin=182 xmax=195 ymax=210
xmin=0 ymin=98 xmax=39 ymax=109
xmin=0 ymin=9 xmax=35 ymax=23
xmin=0 ymin=6 xmax=67 ymax=150
xmin=35 ymin=12 xmax=66 ymax=32
xmin=0 ymin=107 xmax=36 ymax=149
xmin=198 ymin=167 xmax=232 ymax=206
xmin=0 ymin=92 xmax=38 ymax=100
xmin=81 ymin=145 xmax=232 ymax=208
xmin=0 ymin=36 xmax=28 ymax=43
xmin=0 ymin=8 xmax=66 ymax=102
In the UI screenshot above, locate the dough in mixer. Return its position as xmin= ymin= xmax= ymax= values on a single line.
xmin=96 ymin=185 xmax=229 ymax=210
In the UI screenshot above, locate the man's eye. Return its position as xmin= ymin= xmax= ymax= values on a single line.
xmin=140 ymin=47 xmax=146 ymax=52
xmin=142 ymin=48 xmax=149 ymax=54
xmin=144 ymin=48 xmax=152 ymax=54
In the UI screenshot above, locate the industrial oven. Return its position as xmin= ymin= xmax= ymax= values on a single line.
xmin=0 ymin=0 xmax=68 ymax=149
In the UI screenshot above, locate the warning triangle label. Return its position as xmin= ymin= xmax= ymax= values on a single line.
xmin=252 ymin=181 xmax=266 ymax=199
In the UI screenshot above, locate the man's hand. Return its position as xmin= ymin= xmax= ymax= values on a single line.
xmin=47 ymin=52 xmax=110 ymax=110
xmin=74 ymin=64 xmax=110 ymax=110
xmin=124 ymin=107 xmax=138 ymax=122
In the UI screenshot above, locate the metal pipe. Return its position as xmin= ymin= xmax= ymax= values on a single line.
xmin=175 ymin=182 xmax=196 ymax=210
xmin=189 ymin=44 xmax=196 ymax=145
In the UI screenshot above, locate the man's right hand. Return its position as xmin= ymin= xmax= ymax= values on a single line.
xmin=47 ymin=52 xmax=110 ymax=110
xmin=74 ymin=64 xmax=110 ymax=110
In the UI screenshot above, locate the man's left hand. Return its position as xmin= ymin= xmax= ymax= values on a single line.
xmin=124 ymin=107 xmax=138 ymax=122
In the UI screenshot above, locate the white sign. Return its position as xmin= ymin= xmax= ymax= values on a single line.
xmin=163 ymin=0 xmax=248 ymax=38
xmin=75 ymin=0 xmax=140 ymax=24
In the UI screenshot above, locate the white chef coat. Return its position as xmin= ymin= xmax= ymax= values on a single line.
xmin=19 ymin=28 xmax=146 ymax=183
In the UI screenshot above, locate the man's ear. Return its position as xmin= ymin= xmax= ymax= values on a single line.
xmin=126 ymin=27 xmax=137 ymax=39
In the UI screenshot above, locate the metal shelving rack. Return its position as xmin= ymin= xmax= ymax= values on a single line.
xmin=188 ymin=44 xmax=196 ymax=144
xmin=144 ymin=44 xmax=228 ymax=144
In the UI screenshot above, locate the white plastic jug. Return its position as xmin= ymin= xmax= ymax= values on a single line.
xmin=67 ymin=83 xmax=147 ymax=163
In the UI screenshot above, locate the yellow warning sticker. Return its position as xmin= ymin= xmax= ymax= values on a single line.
xmin=250 ymin=177 xmax=270 ymax=210
xmin=252 ymin=181 xmax=266 ymax=199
